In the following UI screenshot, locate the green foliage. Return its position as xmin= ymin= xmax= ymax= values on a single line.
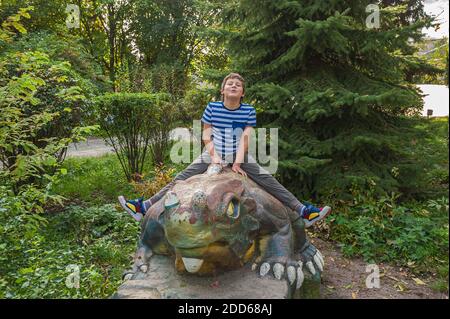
xmin=0 ymin=5 xmax=32 ymax=48
xmin=0 ymin=7 xmax=99 ymax=206
xmin=10 ymin=29 xmax=110 ymax=94
xmin=0 ymin=204 xmax=139 ymax=298
xmin=0 ymin=12 xmax=101 ymax=174
xmin=53 ymin=154 xmax=137 ymax=206
xmin=0 ymin=1 xmax=68 ymax=34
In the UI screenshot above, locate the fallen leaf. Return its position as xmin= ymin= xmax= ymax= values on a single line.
xmin=394 ymin=283 xmax=407 ymax=292
xmin=352 ymin=292 xmax=357 ymax=299
xmin=326 ymin=285 xmax=335 ymax=290
xmin=387 ymin=275 xmax=400 ymax=282
xmin=210 ymin=280 xmax=220 ymax=288
xmin=412 ymin=277 xmax=426 ymax=286
xmin=344 ymin=284 xmax=353 ymax=289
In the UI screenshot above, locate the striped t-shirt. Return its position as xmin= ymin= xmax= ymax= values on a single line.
xmin=201 ymin=101 xmax=257 ymax=157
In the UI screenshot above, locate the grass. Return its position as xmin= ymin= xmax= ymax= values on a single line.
xmin=54 ymin=154 xmax=136 ymax=206
xmin=55 ymin=143 xmax=191 ymax=206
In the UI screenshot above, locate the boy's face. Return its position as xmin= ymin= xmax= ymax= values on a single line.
xmin=221 ymin=78 xmax=244 ymax=100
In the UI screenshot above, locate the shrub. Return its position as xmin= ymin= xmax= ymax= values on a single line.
xmin=94 ymin=92 xmax=176 ymax=181
xmin=131 ymin=164 xmax=177 ymax=199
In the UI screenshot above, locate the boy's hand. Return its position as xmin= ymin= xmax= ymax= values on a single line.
xmin=232 ymin=163 xmax=247 ymax=178
xmin=211 ymin=154 xmax=223 ymax=165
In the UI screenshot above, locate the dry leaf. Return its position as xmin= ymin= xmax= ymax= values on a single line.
xmin=387 ymin=275 xmax=400 ymax=282
xmin=412 ymin=277 xmax=426 ymax=286
xmin=395 ymin=283 xmax=407 ymax=292
xmin=352 ymin=292 xmax=357 ymax=299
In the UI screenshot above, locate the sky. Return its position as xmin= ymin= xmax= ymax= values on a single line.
xmin=418 ymin=84 xmax=449 ymax=116
xmin=422 ymin=0 xmax=449 ymax=38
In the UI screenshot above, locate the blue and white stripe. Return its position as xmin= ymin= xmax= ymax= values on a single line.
xmin=201 ymin=101 xmax=256 ymax=156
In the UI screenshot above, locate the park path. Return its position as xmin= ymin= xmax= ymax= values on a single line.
xmin=66 ymin=138 xmax=113 ymax=158
xmin=66 ymin=128 xmax=194 ymax=158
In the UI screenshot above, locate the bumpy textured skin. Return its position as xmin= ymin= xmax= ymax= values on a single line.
xmin=124 ymin=166 xmax=323 ymax=298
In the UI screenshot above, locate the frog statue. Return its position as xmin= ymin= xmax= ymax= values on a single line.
xmin=123 ymin=164 xmax=324 ymax=298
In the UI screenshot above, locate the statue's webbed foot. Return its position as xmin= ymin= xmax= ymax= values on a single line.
xmin=253 ymin=244 xmax=324 ymax=289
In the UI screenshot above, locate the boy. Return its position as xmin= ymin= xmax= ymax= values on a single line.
xmin=118 ymin=73 xmax=331 ymax=227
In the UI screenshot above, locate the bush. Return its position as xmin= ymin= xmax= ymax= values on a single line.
xmin=94 ymin=92 xmax=176 ymax=181
xmin=0 ymin=7 xmax=98 ymax=207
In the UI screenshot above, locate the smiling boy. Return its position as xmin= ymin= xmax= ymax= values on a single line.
xmin=119 ymin=73 xmax=331 ymax=227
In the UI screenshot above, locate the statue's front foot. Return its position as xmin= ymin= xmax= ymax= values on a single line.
xmin=253 ymin=244 xmax=324 ymax=298
xmin=122 ymin=245 xmax=153 ymax=281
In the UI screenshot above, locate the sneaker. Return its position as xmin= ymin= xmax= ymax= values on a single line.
xmin=299 ymin=202 xmax=332 ymax=228
xmin=118 ymin=196 xmax=146 ymax=222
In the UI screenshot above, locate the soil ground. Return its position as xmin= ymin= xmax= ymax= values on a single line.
xmin=311 ymin=236 xmax=448 ymax=299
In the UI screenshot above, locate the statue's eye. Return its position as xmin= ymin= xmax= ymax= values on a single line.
xmin=226 ymin=198 xmax=240 ymax=219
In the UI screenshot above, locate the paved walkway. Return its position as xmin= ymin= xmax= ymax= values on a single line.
xmin=66 ymin=138 xmax=114 ymax=158
xmin=66 ymin=129 xmax=194 ymax=158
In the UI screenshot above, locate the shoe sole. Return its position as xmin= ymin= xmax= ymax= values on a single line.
xmin=118 ymin=196 xmax=143 ymax=222
xmin=304 ymin=206 xmax=332 ymax=228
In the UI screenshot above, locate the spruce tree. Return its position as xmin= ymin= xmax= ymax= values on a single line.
xmin=220 ymin=0 xmax=438 ymax=200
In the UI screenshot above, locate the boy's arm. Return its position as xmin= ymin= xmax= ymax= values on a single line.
xmin=232 ymin=126 xmax=254 ymax=177
xmin=202 ymin=123 xmax=222 ymax=164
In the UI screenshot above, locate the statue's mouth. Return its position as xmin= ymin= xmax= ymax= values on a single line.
xmin=181 ymin=257 xmax=204 ymax=273
xmin=176 ymin=242 xmax=240 ymax=274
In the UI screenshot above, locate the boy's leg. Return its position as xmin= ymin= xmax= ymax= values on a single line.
xmin=119 ymin=151 xmax=211 ymax=221
xmin=240 ymin=155 xmax=331 ymax=227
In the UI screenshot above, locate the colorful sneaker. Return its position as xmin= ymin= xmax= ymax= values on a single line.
xmin=299 ymin=202 xmax=332 ymax=228
xmin=118 ymin=196 xmax=146 ymax=222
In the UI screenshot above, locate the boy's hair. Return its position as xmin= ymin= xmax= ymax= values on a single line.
xmin=221 ymin=73 xmax=245 ymax=101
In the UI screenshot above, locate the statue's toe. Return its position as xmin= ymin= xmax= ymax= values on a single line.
xmin=306 ymin=261 xmax=316 ymax=276
xmin=296 ymin=267 xmax=305 ymax=289
xmin=273 ymin=263 xmax=285 ymax=280
xmin=123 ymin=273 xmax=133 ymax=281
xmin=287 ymin=266 xmax=296 ymax=285
xmin=259 ymin=262 xmax=271 ymax=277
xmin=314 ymin=254 xmax=323 ymax=272
xmin=140 ymin=264 xmax=148 ymax=273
